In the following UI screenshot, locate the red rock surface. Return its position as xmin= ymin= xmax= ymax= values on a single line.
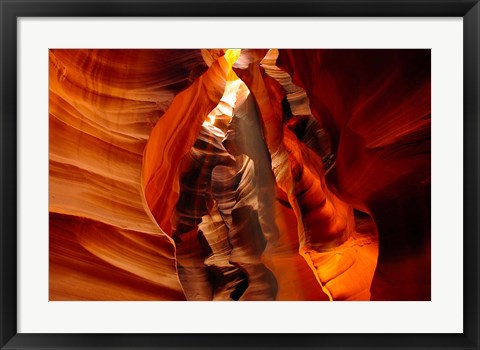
xmin=49 ymin=49 xmax=430 ymax=301
xmin=277 ymin=49 xmax=431 ymax=300
xmin=49 ymin=49 xmax=216 ymax=300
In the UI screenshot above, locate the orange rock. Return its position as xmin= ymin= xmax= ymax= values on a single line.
xmin=49 ymin=48 xmax=429 ymax=301
xmin=277 ymin=49 xmax=431 ymax=300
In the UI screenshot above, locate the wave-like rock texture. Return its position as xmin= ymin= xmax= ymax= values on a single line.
xmin=142 ymin=52 xmax=235 ymax=235
xmin=167 ymin=82 xmax=278 ymax=300
xmin=277 ymin=49 xmax=430 ymax=300
xmin=49 ymin=49 xmax=230 ymax=300
xmin=50 ymin=212 xmax=184 ymax=300
xmin=233 ymin=49 xmax=377 ymax=300
xmin=235 ymin=50 xmax=352 ymax=248
xmin=49 ymin=48 xmax=429 ymax=301
xmin=172 ymin=124 xmax=240 ymax=300
xmin=198 ymin=206 xmax=249 ymax=301
xmin=212 ymin=153 xmax=278 ymax=300
xmin=224 ymin=93 xmax=328 ymax=300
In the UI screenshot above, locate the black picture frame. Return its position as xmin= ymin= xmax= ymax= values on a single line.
xmin=1 ymin=1 xmax=479 ymax=349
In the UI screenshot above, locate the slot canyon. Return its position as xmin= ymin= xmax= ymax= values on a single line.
xmin=49 ymin=48 xmax=431 ymax=301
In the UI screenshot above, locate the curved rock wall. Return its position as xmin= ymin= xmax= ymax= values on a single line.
xmin=49 ymin=48 xmax=429 ymax=301
xmin=50 ymin=49 xmax=217 ymax=300
xmin=277 ymin=49 xmax=431 ymax=300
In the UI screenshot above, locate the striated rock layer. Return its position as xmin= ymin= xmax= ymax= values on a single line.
xmin=49 ymin=48 xmax=430 ymax=301
xmin=277 ymin=49 xmax=430 ymax=300
xmin=49 ymin=49 xmax=228 ymax=300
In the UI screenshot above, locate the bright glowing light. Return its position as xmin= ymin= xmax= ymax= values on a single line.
xmin=203 ymin=49 xmax=248 ymax=126
xmin=224 ymin=49 xmax=241 ymax=66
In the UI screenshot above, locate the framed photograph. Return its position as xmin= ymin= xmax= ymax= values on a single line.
xmin=1 ymin=0 xmax=478 ymax=349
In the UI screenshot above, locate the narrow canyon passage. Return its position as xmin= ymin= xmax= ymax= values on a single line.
xmin=49 ymin=48 xmax=430 ymax=301
xmin=142 ymin=49 xmax=380 ymax=300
